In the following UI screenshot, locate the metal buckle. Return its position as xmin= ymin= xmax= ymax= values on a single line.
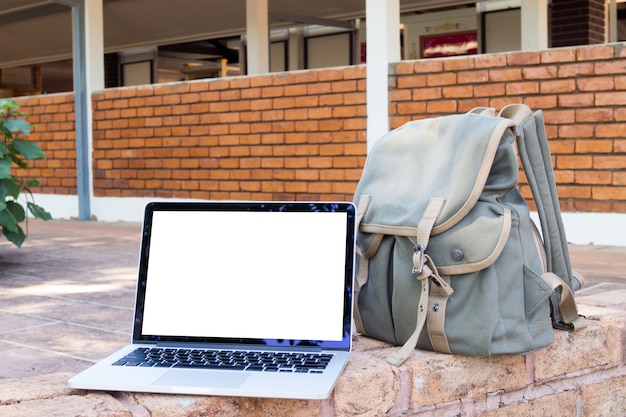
xmin=412 ymin=243 xmax=426 ymax=276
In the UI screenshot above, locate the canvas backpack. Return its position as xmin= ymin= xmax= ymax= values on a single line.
xmin=352 ymin=104 xmax=587 ymax=366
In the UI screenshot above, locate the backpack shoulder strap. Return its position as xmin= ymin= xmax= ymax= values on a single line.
xmin=501 ymin=104 xmax=575 ymax=287
xmin=499 ymin=103 xmax=586 ymax=330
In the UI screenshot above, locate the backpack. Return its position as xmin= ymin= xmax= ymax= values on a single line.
xmin=352 ymin=104 xmax=587 ymax=366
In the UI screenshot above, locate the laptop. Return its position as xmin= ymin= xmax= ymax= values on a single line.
xmin=68 ymin=201 xmax=356 ymax=400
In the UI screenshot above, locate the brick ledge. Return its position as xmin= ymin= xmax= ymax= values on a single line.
xmin=1 ymin=303 xmax=625 ymax=417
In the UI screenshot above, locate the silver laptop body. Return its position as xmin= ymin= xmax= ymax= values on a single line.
xmin=68 ymin=201 xmax=356 ymax=399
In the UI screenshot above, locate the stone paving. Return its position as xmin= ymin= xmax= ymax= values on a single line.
xmin=0 ymin=219 xmax=625 ymax=416
xmin=0 ymin=219 xmax=140 ymax=381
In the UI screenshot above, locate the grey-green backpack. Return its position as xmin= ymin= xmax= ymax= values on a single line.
xmin=353 ymin=104 xmax=587 ymax=366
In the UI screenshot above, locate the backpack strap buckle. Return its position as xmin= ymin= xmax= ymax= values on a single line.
xmin=412 ymin=243 xmax=426 ymax=276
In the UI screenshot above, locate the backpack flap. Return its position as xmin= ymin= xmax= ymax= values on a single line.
xmin=355 ymin=113 xmax=516 ymax=233
xmin=355 ymin=112 xmax=517 ymax=271
xmin=427 ymin=205 xmax=511 ymax=275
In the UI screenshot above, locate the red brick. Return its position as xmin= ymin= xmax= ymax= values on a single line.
xmin=575 ymin=108 xmax=614 ymax=123
xmin=616 ymin=140 xmax=626 ymax=152
xmin=271 ymin=97 xmax=295 ymax=110
xmin=595 ymin=91 xmax=626 ymax=106
xmin=541 ymin=48 xmax=576 ymax=63
xmin=284 ymin=108 xmax=308 ymax=121
xmin=506 ymin=81 xmax=539 ymax=95
xmin=614 ymin=172 xmax=626 ymax=186
xmin=541 ymin=109 xmax=575 ymax=124
xmin=593 ymin=155 xmax=626 ymax=169
xmin=442 ymin=57 xmax=475 ymax=70
xmin=426 ymin=100 xmax=457 ymax=114
xmin=475 ymin=83 xmax=505 ymax=97
xmin=332 ymin=80 xmax=358 ymax=93
xmin=308 ymin=107 xmax=332 ymax=119
xmin=540 ymin=79 xmax=576 ymax=93
xmin=592 ymin=186 xmax=626 ymax=200
xmin=557 ymin=155 xmax=593 ymax=169
xmin=318 ymin=68 xmax=345 ymax=81
xmin=457 ymin=98 xmax=490 ymax=113
xmin=393 ymin=62 xmax=413 ymax=74
xmin=574 ymin=138 xmax=613 ymax=153
xmin=577 ymin=45 xmax=615 ymax=61
xmin=522 ymin=66 xmax=557 ymax=80
xmin=554 ymin=169 xmax=575 ymax=183
xmin=575 ymin=170 xmax=613 ymax=184
xmin=557 ymin=185 xmax=592 ymax=199
xmin=577 ymin=76 xmax=615 ymax=92
xmin=558 ymin=93 xmax=594 ymax=107
xmin=397 ymin=102 xmax=428 ymax=115
xmin=474 ymin=54 xmax=507 ymax=69
xmin=411 ymin=87 xmax=442 ymax=101
xmin=442 ymin=85 xmax=473 ymax=98
xmin=426 ymin=72 xmax=457 ymax=86
xmin=458 ymin=69 xmax=489 ymax=84
xmin=489 ymin=68 xmax=522 ymax=81
xmin=397 ymin=74 xmax=427 ymax=88
xmin=595 ymin=123 xmax=626 ymax=138
xmin=413 ymin=59 xmax=444 ymax=73
xmin=307 ymin=82 xmax=332 ymax=95
xmin=261 ymin=110 xmax=285 ymax=121
xmin=284 ymin=84 xmax=307 ymax=96
xmin=557 ymin=62 xmax=594 ymax=78
xmin=559 ymin=125 xmax=594 ymax=139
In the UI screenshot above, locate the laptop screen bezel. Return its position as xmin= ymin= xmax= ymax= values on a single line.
xmin=131 ymin=201 xmax=356 ymax=351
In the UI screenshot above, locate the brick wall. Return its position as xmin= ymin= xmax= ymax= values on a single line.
xmin=14 ymin=42 xmax=626 ymax=214
xmin=552 ymin=0 xmax=606 ymax=47
xmin=13 ymin=93 xmax=77 ymax=194
xmin=91 ymin=68 xmax=367 ymax=202
xmin=390 ymin=43 xmax=626 ymax=213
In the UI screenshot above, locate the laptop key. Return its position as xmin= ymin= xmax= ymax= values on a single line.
xmin=173 ymin=363 xmax=247 ymax=371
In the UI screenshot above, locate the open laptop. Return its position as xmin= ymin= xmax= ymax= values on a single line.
xmin=68 ymin=201 xmax=356 ymax=400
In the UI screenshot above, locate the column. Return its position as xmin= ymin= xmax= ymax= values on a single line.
xmin=521 ymin=0 xmax=549 ymax=50
xmin=365 ymin=0 xmax=400 ymax=151
xmin=55 ymin=0 xmax=105 ymax=220
xmin=246 ymin=0 xmax=270 ymax=75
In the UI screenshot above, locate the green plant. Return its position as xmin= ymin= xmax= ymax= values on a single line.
xmin=0 ymin=99 xmax=51 ymax=247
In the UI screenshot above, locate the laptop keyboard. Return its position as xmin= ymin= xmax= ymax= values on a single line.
xmin=112 ymin=347 xmax=333 ymax=374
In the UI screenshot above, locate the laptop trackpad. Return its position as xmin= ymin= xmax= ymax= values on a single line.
xmin=153 ymin=370 xmax=250 ymax=389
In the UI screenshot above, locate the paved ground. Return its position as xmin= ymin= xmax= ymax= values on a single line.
xmin=0 ymin=218 xmax=625 ymax=382
xmin=0 ymin=219 xmax=141 ymax=380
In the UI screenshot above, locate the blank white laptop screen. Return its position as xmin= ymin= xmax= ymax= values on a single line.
xmin=140 ymin=209 xmax=348 ymax=343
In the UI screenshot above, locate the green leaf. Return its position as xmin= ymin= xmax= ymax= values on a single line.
xmin=0 ymin=178 xmax=20 ymax=199
xmin=26 ymin=179 xmax=41 ymax=187
xmin=2 ymin=118 xmax=31 ymax=136
xmin=0 ymin=156 xmax=12 ymax=179
xmin=11 ymin=138 xmax=44 ymax=160
xmin=0 ymin=100 xmax=19 ymax=110
xmin=10 ymin=154 xmax=28 ymax=169
xmin=0 ymin=209 xmax=19 ymax=233
xmin=27 ymin=202 xmax=52 ymax=221
xmin=6 ymin=201 xmax=25 ymax=222
xmin=2 ymin=225 xmax=25 ymax=247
